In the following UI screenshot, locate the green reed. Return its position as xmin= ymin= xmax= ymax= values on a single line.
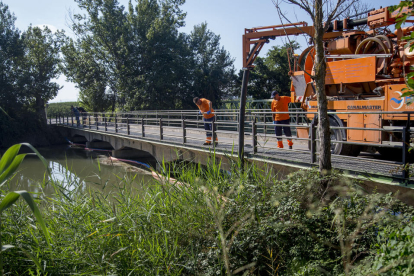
xmin=1 ymin=146 xmax=414 ymax=275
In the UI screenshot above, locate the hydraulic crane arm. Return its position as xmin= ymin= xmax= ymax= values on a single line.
xmin=242 ymin=22 xmax=347 ymax=69
xmin=243 ymin=22 xmax=315 ymax=69
xmin=243 ymin=6 xmax=407 ymax=69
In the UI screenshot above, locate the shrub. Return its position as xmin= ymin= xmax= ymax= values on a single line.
xmin=1 ymin=154 xmax=414 ymax=275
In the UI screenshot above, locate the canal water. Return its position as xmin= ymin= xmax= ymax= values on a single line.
xmin=3 ymin=144 xmax=156 ymax=196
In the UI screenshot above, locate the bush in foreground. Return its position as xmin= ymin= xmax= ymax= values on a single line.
xmin=1 ymin=155 xmax=414 ymax=275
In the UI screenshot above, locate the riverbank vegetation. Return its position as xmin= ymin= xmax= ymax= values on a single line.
xmin=1 ymin=146 xmax=414 ymax=275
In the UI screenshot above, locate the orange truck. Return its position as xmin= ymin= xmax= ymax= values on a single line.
xmin=243 ymin=5 xmax=414 ymax=157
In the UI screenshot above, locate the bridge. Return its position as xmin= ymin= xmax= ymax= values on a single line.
xmin=49 ymin=108 xmax=414 ymax=194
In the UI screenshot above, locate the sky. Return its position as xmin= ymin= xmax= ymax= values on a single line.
xmin=4 ymin=0 xmax=397 ymax=103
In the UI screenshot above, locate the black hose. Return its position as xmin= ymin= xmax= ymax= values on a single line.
xmin=326 ymin=17 xmax=368 ymax=32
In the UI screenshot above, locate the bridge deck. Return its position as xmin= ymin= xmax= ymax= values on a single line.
xmin=57 ymin=121 xmax=410 ymax=184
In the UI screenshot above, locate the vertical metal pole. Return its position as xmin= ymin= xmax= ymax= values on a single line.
xmin=105 ymin=117 xmax=107 ymax=131
xmin=159 ymin=118 xmax=163 ymax=140
xmin=88 ymin=115 xmax=91 ymax=129
xmin=197 ymin=113 xmax=200 ymax=128
xmin=71 ymin=115 xmax=73 ymax=126
xmin=182 ymin=119 xmax=186 ymax=144
xmin=252 ymin=117 xmax=257 ymax=154
xmin=310 ymin=122 xmax=316 ymax=164
xmin=115 ymin=115 xmax=118 ymax=133
xmin=212 ymin=120 xmax=216 ymax=150
xmin=238 ymin=69 xmax=250 ymax=164
xmin=402 ymin=127 xmax=409 ymax=181
xmin=127 ymin=117 xmax=130 ymax=135
xmin=141 ymin=118 xmax=145 ymax=137
xmin=403 ymin=113 xmax=411 ymax=183
xmin=96 ymin=114 xmax=99 ymax=130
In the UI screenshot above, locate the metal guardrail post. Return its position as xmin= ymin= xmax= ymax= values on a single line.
xmin=212 ymin=120 xmax=216 ymax=150
xmin=403 ymin=113 xmax=411 ymax=183
xmin=160 ymin=118 xmax=163 ymax=140
xmin=252 ymin=117 xmax=257 ymax=154
xmin=197 ymin=113 xmax=200 ymax=128
xmin=96 ymin=114 xmax=99 ymax=130
xmin=262 ymin=114 xmax=265 ymax=134
xmin=403 ymin=126 xmax=409 ymax=182
xmin=127 ymin=117 xmax=130 ymax=135
xmin=104 ymin=117 xmax=107 ymax=131
xmin=141 ymin=118 xmax=145 ymax=137
xmin=182 ymin=119 xmax=186 ymax=144
xmin=310 ymin=122 xmax=316 ymax=164
xmin=88 ymin=115 xmax=91 ymax=129
xmin=237 ymin=113 xmax=239 ymax=132
xmin=71 ymin=115 xmax=73 ymax=126
xmin=115 ymin=115 xmax=118 ymax=133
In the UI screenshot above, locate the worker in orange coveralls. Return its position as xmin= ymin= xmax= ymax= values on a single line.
xmin=271 ymin=90 xmax=293 ymax=149
xmin=193 ymin=97 xmax=218 ymax=146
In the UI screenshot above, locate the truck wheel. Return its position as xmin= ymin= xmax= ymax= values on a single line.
xmin=309 ymin=116 xmax=361 ymax=156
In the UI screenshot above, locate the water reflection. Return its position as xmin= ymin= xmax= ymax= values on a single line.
xmin=5 ymin=145 xmax=154 ymax=195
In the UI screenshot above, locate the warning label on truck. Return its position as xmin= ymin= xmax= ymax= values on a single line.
xmin=325 ymin=57 xmax=376 ymax=85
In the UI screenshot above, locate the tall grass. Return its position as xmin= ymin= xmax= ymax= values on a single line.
xmin=1 ymin=149 xmax=414 ymax=275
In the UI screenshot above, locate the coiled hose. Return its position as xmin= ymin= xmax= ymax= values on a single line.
xmin=355 ymin=37 xmax=389 ymax=55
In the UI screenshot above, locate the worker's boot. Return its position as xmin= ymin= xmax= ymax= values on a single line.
xmin=287 ymin=139 xmax=293 ymax=149
xmin=203 ymin=137 xmax=212 ymax=146
xmin=277 ymin=141 xmax=284 ymax=148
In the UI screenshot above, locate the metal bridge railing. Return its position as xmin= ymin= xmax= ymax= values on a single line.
xmin=50 ymin=110 xmax=414 ymax=183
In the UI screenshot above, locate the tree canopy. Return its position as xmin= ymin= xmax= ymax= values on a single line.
xmin=0 ymin=2 xmax=64 ymax=146
xmin=62 ymin=0 xmax=236 ymax=112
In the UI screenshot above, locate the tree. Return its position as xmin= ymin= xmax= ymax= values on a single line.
xmin=188 ymin=22 xmax=236 ymax=106
xmin=17 ymin=26 xmax=64 ymax=125
xmin=273 ymin=0 xmax=356 ymax=175
xmin=125 ymin=0 xmax=191 ymax=110
xmin=63 ymin=0 xmax=131 ymax=112
xmin=61 ymin=38 xmax=112 ymax=112
xmin=0 ymin=2 xmax=23 ymax=116
xmin=0 ymin=2 xmax=64 ymax=146
xmin=63 ymin=0 xmax=194 ymax=111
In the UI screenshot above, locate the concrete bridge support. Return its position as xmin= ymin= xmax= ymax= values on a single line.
xmin=86 ymin=141 xmax=113 ymax=150
xmin=72 ymin=135 xmax=87 ymax=143
xmin=112 ymin=148 xmax=154 ymax=160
